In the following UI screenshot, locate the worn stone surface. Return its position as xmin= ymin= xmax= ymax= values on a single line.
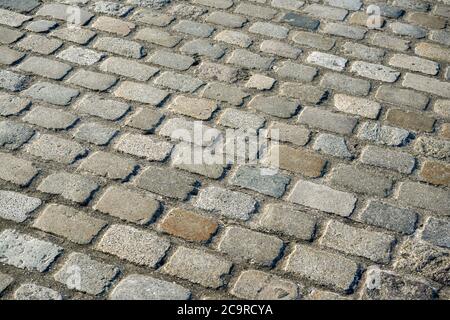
xmin=0 ymin=190 xmax=41 ymax=222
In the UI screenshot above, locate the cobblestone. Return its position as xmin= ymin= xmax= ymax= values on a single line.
xmin=14 ymin=283 xmax=62 ymax=300
xmin=0 ymin=153 xmax=38 ymax=186
xmin=0 ymin=190 xmax=41 ymax=222
xmin=0 ymin=120 xmax=34 ymax=150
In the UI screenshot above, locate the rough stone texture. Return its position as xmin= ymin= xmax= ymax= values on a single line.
xmin=54 ymin=253 xmax=119 ymax=295
xmin=1 ymin=0 xmax=450 ymax=301
xmin=110 ymin=274 xmax=191 ymax=300
xmin=97 ymin=224 xmax=170 ymax=268
xmin=0 ymin=229 xmax=62 ymax=272
xmin=163 ymin=247 xmax=232 ymax=288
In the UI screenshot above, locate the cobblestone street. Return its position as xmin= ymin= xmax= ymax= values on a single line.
xmin=0 ymin=0 xmax=449 ymax=300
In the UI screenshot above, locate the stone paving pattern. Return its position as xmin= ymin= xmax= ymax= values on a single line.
xmin=0 ymin=0 xmax=449 ymax=300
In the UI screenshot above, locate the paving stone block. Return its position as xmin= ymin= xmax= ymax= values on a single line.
xmin=397 ymin=181 xmax=450 ymax=214
xmin=26 ymin=134 xmax=86 ymax=164
xmin=16 ymin=34 xmax=62 ymax=55
xmin=375 ymin=85 xmax=429 ymax=110
xmin=260 ymin=40 xmax=302 ymax=59
xmin=23 ymin=106 xmax=78 ymax=130
xmin=0 ymin=190 xmax=41 ymax=222
xmin=422 ymin=217 xmax=450 ymax=249
xmin=73 ymin=122 xmax=117 ymax=146
xmin=284 ymin=243 xmax=359 ymax=292
xmin=0 ymin=70 xmax=29 ymax=92
xmin=75 ymin=94 xmax=130 ymax=120
xmin=0 ymin=46 xmax=24 ymax=65
xmin=360 ymin=145 xmax=415 ymax=174
xmin=132 ymin=8 xmax=174 ymax=27
xmin=52 ymin=27 xmax=97 ymax=45
xmin=414 ymin=136 xmax=450 ymax=160
xmin=307 ymin=51 xmax=347 ymax=71
xmin=288 ymin=179 xmax=356 ymax=217
xmin=0 ymin=153 xmax=38 ymax=186
xmin=291 ymin=31 xmax=335 ymax=50
xmin=282 ymin=12 xmax=319 ymax=30
xmin=359 ymin=200 xmax=417 ymax=235
xmin=57 ymin=46 xmax=105 ymax=66
xmin=180 ymin=39 xmax=225 ymax=59
xmin=21 ymin=82 xmax=79 ymax=106
xmin=357 ymin=121 xmax=410 ymax=146
xmin=110 ymin=274 xmax=191 ymax=300
xmin=298 ymin=107 xmax=357 ymax=135
xmin=389 ymin=54 xmax=439 ymax=75
xmin=91 ymin=1 xmax=133 ymax=17
xmin=38 ymin=171 xmax=98 ymax=204
xmin=196 ymin=62 xmax=239 ymax=83
xmin=0 ymin=0 xmax=40 ymax=13
xmin=312 ymin=133 xmax=352 ymax=158
xmin=403 ymin=73 xmax=450 ymax=99
xmin=114 ymin=133 xmax=172 ymax=161
xmin=92 ymin=16 xmax=135 ymax=36
xmin=215 ymin=30 xmax=252 ymax=48
xmin=341 ymin=42 xmax=385 ymax=62
xmin=231 ymin=270 xmax=300 ymax=300
xmin=0 ymin=26 xmax=23 ymax=44
xmin=33 ymin=204 xmax=106 ymax=245
xmin=280 ymin=83 xmax=328 ymax=104
xmin=323 ymin=22 xmax=366 ymax=39
xmin=100 ymin=57 xmax=158 ymax=81
xmin=54 ymin=253 xmax=119 ymax=295
xmin=218 ymin=226 xmax=283 ymax=267
xmin=159 ymin=208 xmax=218 ymax=242
xmin=334 ymin=94 xmax=381 ymax=119
xmin=419 ymin=160 xmax=450 ymax=186
xmin=259 ymin=204 xmax=316 ymax=240
xmin=173 ymin=20 xmax=214 ymax=38
xmin=227 ymin=49 xmax=274 ymax=71
xmin=361 ymin=268 xmax=435 ymax=300
xmin=0 ymin=120 xmax=34 ymax=150
xmin=114 ymin=81 xmax=169 ymax=105
xmin=202 ymin=82 xmax=248 ymax=105
xmin=194 ymin=186 xmax=256 ymax=220
xmin=78 ymin=151 xmax=136 ymax=180
xmin=205 ymin=11 xmax=247 ymax=28
xmin=248 ymin=95 xmax=298 ymax=119
xmin=304 ymin=4 xmax=348 ymax=21
xmin=386 ymin=109 xmax=435 ymax=133
xmin=94 ymin=185 xmax=159 ymax=225
xmin=234 ymin=2 xmax=277 ymax=19
xmin=275 ymin=61 xmax=317 ymax=82
xmin=135 ymin=165 xmax=196 ymax=200
xmin=96 ymin=224 xmax=170 ymax=268
xmin=93 ymin=37 xmax=144 ymax=58
xmin=170 ymin=96 xmax=217 ymax=121
xmin=67 ymin=69 xmax=117 ymax=91
xmin=320 ymin=72 xmax=370 ymax=96
xmin=0 ymin=229 xmax=62 ymax=272
xmin=160 ymin=117 xmax=221 ymax=146
xmin=14 ymin=284 xmax=62 ymax=300
xmin=0 ymin=8 xmax=31 ymax=27
xmin=0 ymin=93 xmax=29 ymax=116
xmin=125 ymin=108 xmax=163 ymax=132
xmin=17 ymin=56 xmax=71 ymax=80
xmin=351 ymin=61 xmax=400 ymax=82
xmin=154 ymin=71 xmax=204 ymax=93
xmin=390 ymin=22 xmax=426 ymax=39
xmin=163 ymin=246 xmax=232 ymax=288
xmin=148 ymin=50 xmax=195 ymax=71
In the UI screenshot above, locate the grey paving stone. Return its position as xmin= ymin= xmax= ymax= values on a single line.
xmin=73 ymin=123 xmax=117 ymax=146
xmin=23 ymin=20 xmax=57 ymax=33
xmin=230 ymin=166 xmax=290 ymax=198
xmin=249 ymin=95 xmax=299 ymax=119
xmin=280 ymin=83 xmax=328 ymax=104
xmin=361 ymin=268 xmax=435 ymax=300
xmin=288 ymin=179 xmax=356 ymax=217
xmin=215 ymin=30 xmax=252 ymax=48
xmin=414 ymin=136 xmax=450 ymax=160
xmin=281 ymin=12 xmax=320 ymax=30
xmin=16 ymin=34 xmax=63 ymax=55
xmin=21 ymin=82 xmax=79 ymax=106
xmin=93 ymin=37 xmax=144 ymax=58
xmin=0 ymin=26 xmax=23 ymax=44
xmin=218 ymin=108 xmax=265 ymax=131
xmin=370 ymin=33 xmax=410 ymax=52
xmin=17 ymin=56 xmax=71 ymax=80
xmin=227 ymin=49 xmax=274 ymax=71
xmin=275 ymin=61 xmax=318 ymax=82
xmin=148 ymin=50 xmax=194 ymax=71
xmin=99 ymin=57 xmax=158 ymax=81
xmin=0 ymin=93 xmax=30 ymax=116
xmin=75 ymin=94 xmax=130 ymax=121
xmin=57 ymin=46 xmax=105 ymax=66
xmin=351 ymin=61 xmax=400 ymax=83
xmin=291 ymin=31 xmax=335 ymax=50
xmin=94 ymin=185 xmax=159 ymax=225
xmin=0 ymin=70 xmax=29 ymax=92
xmin=78 ymin=151 xmax=136 ymax=180
xmin=249 ymin=22 xmax=289 ymax=39
xmin=114 ymin=133 xmax=173 ymax=161
xmin=132 ymin=8 xmax=174 ymax=26
xmin=323 ymin=22 xmax=366 ymax=39
xmin=313 ymin=133 xmax=352 ymax=159
xmin=26 ymin=134 xmax=87 ymax=164
xmin=259 ymin=204 xmax=317 ymax=240
xmin=359 ymin=200 xmax=417 ymax=235
xmin=36 ymin=4 xmax=94 ymax=25
xmin=33 ymin=204 xmax=106 ymax=245
xmin=298 ymin=107 xmax=357 ymax=135
xmin=389 ymin=54 xmax=439 ymax=75
xmin=422 ymin=217 xmax=450 ymax=249
xmin=135 ymin=27 xmax=182 ymax=48
xmin=14 ymin=284 xmax=62 ymax=300
xmin=304 ymin=4 xmax=348 ymax=21
xmin=307 ymin=51 xmax=347 ymax=71
xmin=334 ymin=94 xmax=381 ymax=119
xmin=96 ymin=224 xmax=170 ymax=268
xmin=135 ymin=165 xmax=196 ymax=200
xmin=173 ymin=20 xmax=214 ymax=38
xmin=320 ymin=72 xmax=370 ymax=96
xmin=0 ymin=190 xmax=41 ymax=222
xmin=0 ymin=46 xmax=25 ymax=65
xmin=0 ymin=8 xmax=31 ymax=27
xmin=0 ymin=273 xmax=13 ymax=295
xmin=325 ymin=0 xmax=362 ymax=10
xmin=0 ymin=120 xmax=34 ymax=150
xmin=397 ymin=181 xmax=450 ymax=215
xmin=260 ymin=40 xmax=302 ymax=59
xmin=159 ymin=117 xmax=221 ymax=146
xmin=54 ymin=253 xmax=119 ymax=295
xmin=0 ymin=0 xmax=40 ymax=13
xmin=180 ymin=39 xmax=226 ymax=59
xmin=110 ymin=274 xmax=191 ymax=300
xmin=91 ymin=1 xmax=133 ymax=17
xmin=375 ymin=86 xmax=429 ymax=110
xmin=194 ymin=186 xmax=256 ymax=220
xmin=266 ymin=121 xmax=310 ymax=146
xmin=271 ymin=0 xmax=305 ymax=11
xmin=67 ymin=69 xmax=117 ymax=91
xmin=205 ymin=11 xmax=247 ymax=28
xmin=114 ymin=81 xmax=169 ymax=105
xmin=218 ymin=226 xmax=283 ymax=267
xmin=127 ymin=0 xmax=171 ymax=9
xmin=37 ymin=171 xmax=98 ymax=204
xmin=202 ymin=82 xmax=248 ymax=106
xmin=23 ymin=106 xmax=78 ymax=130
xmin=342 ymin=42 xmax=385 ymax=62
xmin=154 ymin=71 xmax=204 ymax=93
xmin=52 ymin=27 xmax=96 ymax=45
xmin=0 ymin=229 xmax=62 ymax=272
xmin=284 ymin=243 xmax=359 ymax=292
xmin=357 ymin=121 xmax=410 ymax=147
xmin=246 ymin=74 xmax=276 ymax=90
xmin=125 ymin=107 xmax=163 ymax=132
xmin=196 ymin=62 xmax=239 ymax=83
xmin=390 ymin=22 xmax=426 ymax=39
xmin=402 ymin=73 xmax=450 ymax=99
xmin=168 ymin=3 xmax=207 ymax=19
xmin=0 ymin=153 xmax=38 ymax=186
xmin=330 ymin=164 xmax=393 ymax=197
xmin=321 ymin=220 xmax=396 ymax=263
xmin=395 ymin=239 xmax=450 ymax=285
xmin=163 ymin=246 xmax=232 ymax=288
xmin=231 ymin=269 xmax=300 ymax=300
xmin=360 ymin=145 xmax=415 ymax=174
xmin=234 ymin=2 xmax=277 ymax=19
